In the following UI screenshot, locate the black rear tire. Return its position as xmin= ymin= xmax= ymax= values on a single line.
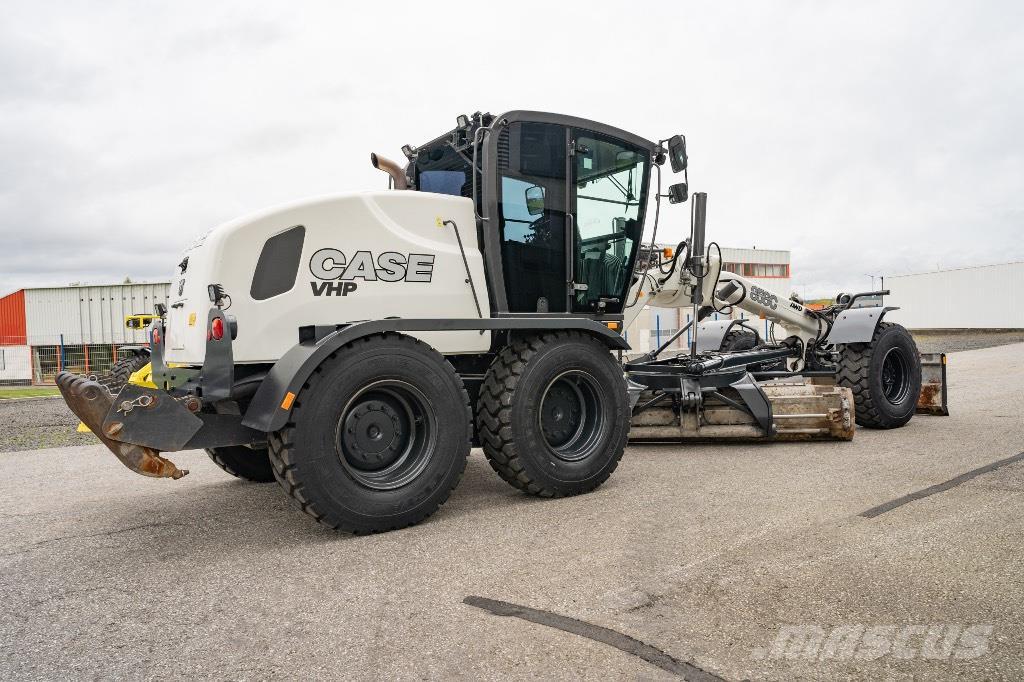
xmin=268 ymin=333 xmax=470 ymax=533
xmin=837 ymin=321 xmax=921 ymax=429
xmin=206 ymin=446 xmax=275 ymax=483
xmin=476 ymin=332 xmax=629 ymax=497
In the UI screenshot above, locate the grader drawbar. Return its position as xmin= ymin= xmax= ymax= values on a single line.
xmin=55 ymin=110 xmax=945 ymax=533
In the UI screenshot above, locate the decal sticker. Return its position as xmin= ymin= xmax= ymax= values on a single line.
xmin=749 ymin=285 xmax=779 ymax=311
xmin=308 ymin=249 xmax=435 ymax=296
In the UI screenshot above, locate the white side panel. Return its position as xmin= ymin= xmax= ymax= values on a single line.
xmin=25 ymin=284 xmax=170 ymax=344
xmin=0 ymin=345 xmax=31 ymax=382
xmin=886 ymin=262 xmax=1024 ymax=329
xmin=25 ymin=288 xmax=83 ymax=343
xmin=165 ymin=191 xmax=491 ymax=364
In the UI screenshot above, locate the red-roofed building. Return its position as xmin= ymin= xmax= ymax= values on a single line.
xmin=0 ymin=283 xmax=169 ymax=385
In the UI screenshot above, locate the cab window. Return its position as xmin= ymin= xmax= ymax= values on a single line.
xmin=497 ymin=122 xmax=568 ymax=313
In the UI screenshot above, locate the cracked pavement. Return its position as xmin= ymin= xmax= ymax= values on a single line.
xmin=1 ymin=343 xmax=1022 ymax=680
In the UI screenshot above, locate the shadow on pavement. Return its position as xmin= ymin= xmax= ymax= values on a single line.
xmin=81 ymin=454 xmax=543 ymax=557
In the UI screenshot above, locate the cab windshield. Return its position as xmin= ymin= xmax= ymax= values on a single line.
xmin=572 ymin=134 xmax=649 ymax=313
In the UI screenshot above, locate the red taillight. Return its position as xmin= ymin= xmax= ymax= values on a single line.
xmin=211 ymin=317 xmax=225 ymax=340
xmin=152 ymin=328 xmax=161 ymax=345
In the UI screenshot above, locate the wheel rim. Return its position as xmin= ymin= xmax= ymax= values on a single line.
xmin=334 ymin=380 xmax=436 ymax=490
xmin=880 ymin=346 xmax=912 ymax=405
xmin=539 ymin=370 xmax=605 ymax=462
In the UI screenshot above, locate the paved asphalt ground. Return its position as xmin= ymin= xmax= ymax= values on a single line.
xmin=1 ymin=343 xmax=1022 ymax=680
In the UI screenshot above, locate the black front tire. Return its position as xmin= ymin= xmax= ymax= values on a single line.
xmin=718 ymin=329 xmax=788 ymax=371
xmin=476 ymin=332 xmax=630 ymax=497
xmin=206 ymin=446 xmax=276 ymax=483
xmin=268 ymin=333 xmax=471 ymax=533
xmin=719 ymin=329 xmax=757 ymax=352
xmin=838 ymin=321 xmax=922 ymax=429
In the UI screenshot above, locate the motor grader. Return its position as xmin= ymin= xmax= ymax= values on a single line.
xmin=58 ymin=110 xmax=945 ymax=533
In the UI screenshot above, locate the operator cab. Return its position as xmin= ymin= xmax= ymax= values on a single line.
xmin=402 ymin=111 xmax=657 ymax=318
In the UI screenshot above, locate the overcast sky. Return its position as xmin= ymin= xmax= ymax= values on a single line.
xmin=2 ymin=1 xmax=1021 ymax=299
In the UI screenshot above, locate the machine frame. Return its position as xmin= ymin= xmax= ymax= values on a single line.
xmin=54 ymin=109 xmax=943 ymax=533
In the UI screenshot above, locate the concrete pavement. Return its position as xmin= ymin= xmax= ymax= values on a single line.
xmin=1 ymin=343 xmax=1022 ymax=680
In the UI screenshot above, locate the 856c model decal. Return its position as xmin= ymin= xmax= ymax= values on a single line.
xmin=748 ymin=284 xmax=779 ymax=310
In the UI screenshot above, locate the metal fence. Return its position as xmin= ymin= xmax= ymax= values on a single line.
xmin=0 ymin=335 xmax=149 ymax=386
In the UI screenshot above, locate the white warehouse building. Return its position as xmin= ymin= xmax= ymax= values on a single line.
xmin=0 ymin=282 xmax=170 ymax=384
xmin=886 ymin=261 xmax=1024 ymax=329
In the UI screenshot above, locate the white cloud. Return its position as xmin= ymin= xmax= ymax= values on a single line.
xmin=0 ymin=0 xmax=1021 ymax=298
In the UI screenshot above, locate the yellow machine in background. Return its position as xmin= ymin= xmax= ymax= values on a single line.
xmin=124 ymin=314 xmax=157 ymax=330
xmin=76 ymin=315 xmax=155 ymax=432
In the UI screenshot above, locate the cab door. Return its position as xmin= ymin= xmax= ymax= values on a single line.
xmin=492 ymin=120 xmax=571 ymax=313
xmin=569 ymin=130 xmax=649 ymax=314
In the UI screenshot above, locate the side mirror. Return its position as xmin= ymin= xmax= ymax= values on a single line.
xmin=525 ymin=185 xmax=545 ymax=215
xmin=668 ymin=182 xmax=688 ymax=204
xmin=668 ymin=134 xmax=687 ymax=173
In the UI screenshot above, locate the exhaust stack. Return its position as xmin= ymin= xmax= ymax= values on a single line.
xmin=370 ymin=153 xmax=408 ymax=189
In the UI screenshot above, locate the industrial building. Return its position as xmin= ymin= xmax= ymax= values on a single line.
xmin=0 ymin=283 xmax=170 ymax=384
xmin=886 ymin=262 xmax=1024 ymax=330
xmin=625 ymin=246 xmax=791 ymax=352
xmin=12 ymin=252 xmax=1010 ymax=384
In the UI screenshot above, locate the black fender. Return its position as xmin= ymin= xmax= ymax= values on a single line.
xmin=242 ymin=317 xmax=629 ymax=433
